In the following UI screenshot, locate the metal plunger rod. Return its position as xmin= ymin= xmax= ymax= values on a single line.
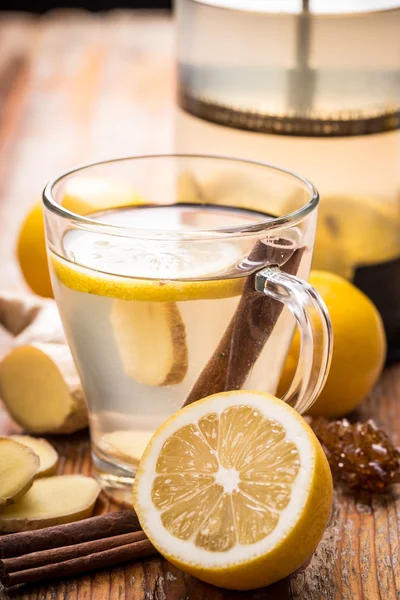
xmin=287 ymin=0 xmax=315 ymax=115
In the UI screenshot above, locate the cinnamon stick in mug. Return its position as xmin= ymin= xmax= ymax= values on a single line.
xmin=184 ymin=239 xmax=303 ymax=406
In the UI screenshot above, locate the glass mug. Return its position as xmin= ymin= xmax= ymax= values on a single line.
xmin=43 ymin=155 xmax=333 ymax=502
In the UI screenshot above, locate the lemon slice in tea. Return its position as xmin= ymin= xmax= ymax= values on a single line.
xmin=51 ymin=210 xmax=245 ymax=302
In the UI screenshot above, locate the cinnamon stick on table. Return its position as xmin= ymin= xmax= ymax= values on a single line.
xmin=1 ymin=537 xmax=156 ymax=587
xmin=185 ymin=239 xmax=304 ymax=406
xmin=0 ymin=511 xmax=157 ymax=588
xmin=0 ymin=531 xmax=147 ymax=573
xmin=0 ymin=510 xmax=140 ymax=558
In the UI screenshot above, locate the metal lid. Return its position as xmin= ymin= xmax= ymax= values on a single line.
xmin=193 ymin=0 xmax=399 ymax=14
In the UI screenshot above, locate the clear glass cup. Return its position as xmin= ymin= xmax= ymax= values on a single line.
xmin=43 ymin=154 xmax=333 ymax=503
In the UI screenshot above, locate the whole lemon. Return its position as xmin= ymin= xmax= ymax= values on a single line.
xmin=17 ymin=177 xmax=142 ymax=298
xmin=17 ymin=202 xmax=53 ymax=298
xmin=278 ymin=271 xmax=386 ymax=418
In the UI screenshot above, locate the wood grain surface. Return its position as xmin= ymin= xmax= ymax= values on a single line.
xmin=0 ymin=10 xmax=399 ymax=600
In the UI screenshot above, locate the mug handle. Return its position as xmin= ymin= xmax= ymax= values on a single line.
xmin=255 ymin=266 xmax=333 ymax=414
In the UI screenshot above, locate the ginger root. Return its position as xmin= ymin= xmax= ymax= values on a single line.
xmin=0 ymin=292 xmax=87 ymax=434
xmin=10 ymin=435 xmax=58 ymax=477
xmin=0 ymin=437 xmax=39 ymax=507
xmin=0 ymin=475 xmax=100 ymax=532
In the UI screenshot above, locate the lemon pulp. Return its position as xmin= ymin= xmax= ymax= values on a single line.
xmin=152 ymin=404 xmax=300 ymax=551
xmin=133 ymin=391 xmax=333 ymax=590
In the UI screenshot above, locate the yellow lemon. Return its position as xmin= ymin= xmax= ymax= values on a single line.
xmin=17 ymin=177 xmax=143 ymax=298
xmin=133 ymin=390 xmax=332 ymax=590
xmin=17 ymin=203 xmax=53 ymax=298
xmin=278 ymin=271 xmax=386 ymax=418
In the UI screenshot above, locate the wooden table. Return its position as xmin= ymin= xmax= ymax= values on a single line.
xmin=0 ymin=10 xmax=399 ymax=600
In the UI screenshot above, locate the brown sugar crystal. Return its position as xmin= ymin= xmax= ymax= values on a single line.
xmin=310 ymin=417 xmax=400 ymax=492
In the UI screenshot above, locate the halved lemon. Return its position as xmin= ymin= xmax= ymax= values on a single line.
xmin=133 ymin=391 xmax=333 ymax=590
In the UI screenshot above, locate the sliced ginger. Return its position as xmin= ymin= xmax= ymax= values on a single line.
xmin=100 ymin=430 xmax=154 ymax=466
xmin=0 ymin=438 xmax=39 ymax=508
xmin=111 ymin=300 xmax=188 ymax=386
xmin=10 ymin=436 xmax=58 ymax=477
xmin=0 ymin=293 xmax=87 ymax=434
xmin=0 ymin=475 xmax=101 ymax=532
